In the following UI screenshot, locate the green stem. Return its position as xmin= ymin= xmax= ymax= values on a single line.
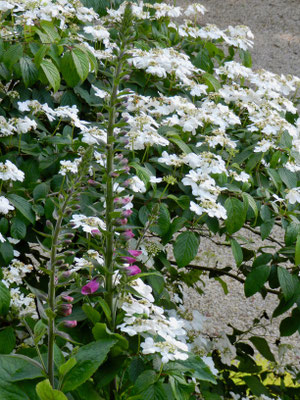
xmin=105 ymin=56 xmax=125 ymax=332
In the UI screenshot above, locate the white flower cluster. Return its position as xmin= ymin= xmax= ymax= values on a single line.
xmin=2 ymin=258 xmax=37 ymax=319
xmin=59 ymin=158 xmax=81 ymax=176
xmin=70 ymin=214 xmax=106 ymax=234
xmin=176 ymin=22 xmax=254 ymax=51
xmin=0 ymin=196 xmax=14 ymax=215
xmin=3 ymin=0 xmax=99 ymax=29
xmin=0 ymin=115 xmax=37 ymax=137
xmin=0 ymin=160 xmax=24 ymax=182
xmin=118 ymin=278 xmax=189 ymax=363
xmin=69 ymin=249 xmax=104 ymax=274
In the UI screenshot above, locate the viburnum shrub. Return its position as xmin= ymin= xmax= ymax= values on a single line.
xmin=0 ymin=0 xmax=299 ymax=398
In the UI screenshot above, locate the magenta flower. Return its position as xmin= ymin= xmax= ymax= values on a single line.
xmin=122 ymin=229 xmax=135 ymax=240
xmin=63 ymin=320 xmax=77 ymax=328
xmin=126 ymin=265 xmax=141 ymax=276
xmin=128 ymin=250 xmax=142 ymax=257
xmin=81 ymin=279 xmax=99 ymax=295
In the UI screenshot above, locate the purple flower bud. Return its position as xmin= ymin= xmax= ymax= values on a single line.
xmin=123 ymin=166 xmax=130 ymax=174
xmin=81 ymin=279 xmax=99 ymax=295
xmin=62 ymin=271 xmax=72 ymax=278
xmin=63 ymin=320 xmax=77 ymax=328
xmin=62 ymin=295 xmax=74 ymax=303
xmin=122 ymin=179 xmax=130 ymax=187
xmin=110 ymin=172 xmax=119 ymax=178
xmin=115 ymin=153 xmax=124 ymax=160
xmin=59 ymin=304 xmax=73 ymax=316
xmin=122 ymin=229 xmax=135 ymax=240
xmin=126 ymin=265 xmax=141 ymax=276
xmin=120 ymin=158 xmax=128 ymax=166
xmin=128 ymin=250 xmax=142 ymax=257
xmin=117 ymin=218 xmax=128 ymax=226
xmin=122 ymin=209 xmax=133 ymax=217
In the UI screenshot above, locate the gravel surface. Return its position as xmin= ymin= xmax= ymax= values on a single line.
xmin=173 ymin=0 xmax=300 ymax=366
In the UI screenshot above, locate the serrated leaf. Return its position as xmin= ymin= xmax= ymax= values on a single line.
xmin=243 ymin=375 xmax=270 ymax=397
xmin=10 ymin=218 xmax=26 ymax=239
xmin=20 ymin=56 xmax=38 ymax=87
xmin=6 ymin=194 xmax=35 ymax=224
xmin=173 ymin=231 xmax=199 ymax=268
xmin=249 ymin=336 xmax=275 ymax=362
xmin=260 ymin=219 xmax=274 ymax=240
xmin=34 ymin=45 xmax=50 ymax=68
xmin=61 ymin=51 xmax=80 ymax=87
xmin=244 ymin=265 xmax=270 ymax=297
xmin=62 ymin=339 xmax=116 ymax=392
xmin=278 ymin=167 xmax=297 ymax=189
xmin=3 ymin=43 xmax=23 ymax=70
xmin=168 ymin=137 xmax=192 ymax=154
xmin=295 ymin=234 xmax=300 ymax=266
xmin=36 ymin=379 xmax=68 ymax=400
xmin=225 ymin=197 xmax=245 ymax=234
xmin=82 ymin=304 xmax=101 ymax=324
xmin=0 ymin=327 xmax=15 ymax=354
xmin=0 ymin=282 xmax=10 ymax=315
xmin=277 ymin=266 xmax=296 ymax=300
xmin=33 ymin=183 xmax=49 ymax=201
xmin=279 ymin=315 xmax=300 ymax=336
xmin=203 ymin=72 xmax=221 ymax=91
xmin=40 ymin=59 xmax=60 ymax=92
xmin=134 ymin=370 xmax=157 ymax=393
xmin=230 ymin=238 xmax=243 ymax=267
xmin=72 ymin=48 xmax=89 ymax=81
xmin=0 ymin=241 xmax=14 ymax=265
xmin=242 ymin=193 xmax=258 ymax=220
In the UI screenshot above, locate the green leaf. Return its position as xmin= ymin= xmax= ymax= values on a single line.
xmin=34 ymin=45 xmax=50 ymax=68
xmin=82 ymin=304 xmax=101 ymax=324
xmin=243 ymin=375 xmax=270 ymax=397
xmin=7 ymin=194 xmax=35 ymax=224
xmin=280 ymin=315 xmax=300 ymax=336
xmin=168 ymin=136 xmax=192 ymax=154
xmin=61 ymin=51 xmax=80 ymax=87
xmin=173 ymin=231 xmax=199 ymax=268
xmin=152 ymin=204 xmax=170 ymax=236
xmin=203 ymin=72 xmax=221 ymax=91
xmin=242 ymin=193 xmax=258 ymax=220
xmin=278 ymin=167 xmax=297 ymax=189
xmin=178 ymin=356 xmax=217 ymax=384
xmin=59 ymin=357 xmax=77 ymax=377
xmin=295 ymin=234 xmax=300 ymax=266
xmin=3 ymin=43 xmax=23 ymax=70
xmin=71 ymin=49 xmax=89 ymax=82
xmin=260 ymin=219 xmax=274 ymax=240
xmin=249 ymin=336 xmax=275 ymax=362
xmin=0 ymin=217 xmax=8 ymax=235
xmin=20 ymin=56 xmax=38 ymax=87
xmin=40 ymin=59 xmax=61 ymax=93
xmin=244 ymin=265 xmax=270 ymax=297
xmin=33 ymin=320 xmax=47 ymax=345
xmin=230 ymin=239 xmax=243 ymax=267
xmin=0 ymin=327 xmax=15 ymax=354
xmin=0 ymin=282 xmax=10 ymax=315
xmin=134 ymin=370 xmax=157 ymax=393
xmin=40 ymin=21 xmax=61 ymax=43
xmin=98 ymin=298 xmax=112 ymax=323
xmin=36 ymin=379 xmax=68 ymax=400
xmin=224 ymin=197 xmax=245 ymax=234
xmin=33 ymin=183 xmax=49 ymax=202
xmin=140 ymin=383 xmax=167 ymax=400
xmin=277 ymin=266 xmax=296 ymax=300
xmin=0 ymin=241 xmax=14 ymax=265
xmin=62 ymin=339 xmax=116 ymax=392
xmin=92 ymin=323 xmax=128 ymax=351
xmin=10 ymin=217 xmax=27 ymax=239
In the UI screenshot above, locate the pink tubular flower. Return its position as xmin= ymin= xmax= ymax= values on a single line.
xmin=63 ymin=320 xmax=77 ymax=328
xmin=61 ymin=295 xmax=74 ymax=303
xmin=122 ymin=209 xmax=133 ymax=217
xmin=126 ymin=265 xmax=141 ymax=276
xmin=122 ymin=229 xmax=135 ymax=240
xmin=128 ymin=250 xmax=142 ymax=257
xmin=81 ymin=279 xmax=99 ymax=295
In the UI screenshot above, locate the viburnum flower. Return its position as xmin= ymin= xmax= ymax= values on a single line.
xmin=81 ymin=279 xmax=99 ymax=295
xmin=0 ymin=160 xmax=24 ymax=181
xmin=0 ymin=196 xmax=14 ymax=215
xmin=70 ymin=214 xmax=106 ymax=234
